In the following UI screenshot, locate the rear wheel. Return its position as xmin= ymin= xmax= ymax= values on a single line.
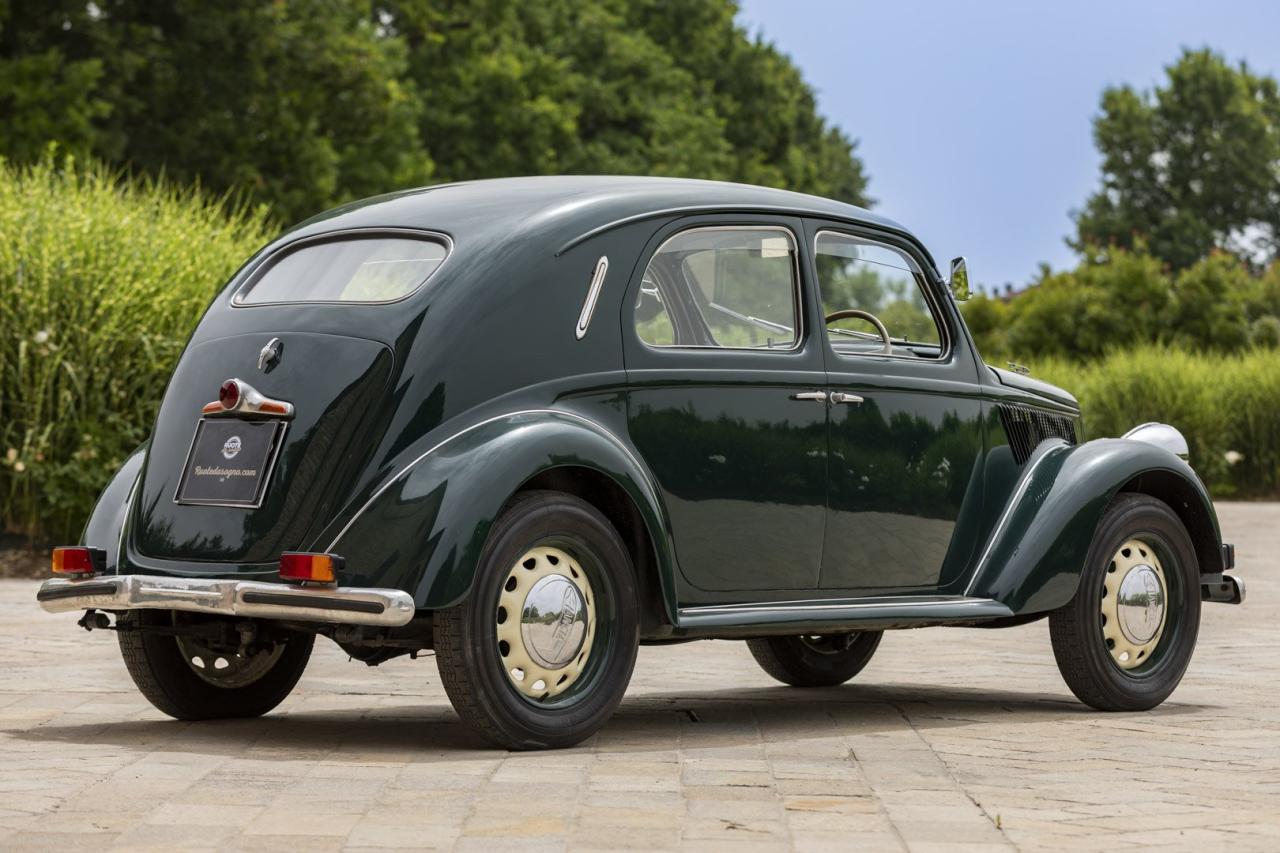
xmin=747 ymin=632 xmax=883 ymax=687
xmin=433 ymin=490 xmax=639 ymax=750
xmin=118 ymin=611 xmax=313 ymax=719
xmin=1049 ymin=492 xmax=1201 ymax=711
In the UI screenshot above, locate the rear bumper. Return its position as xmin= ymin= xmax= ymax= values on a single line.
xmin=36 ymin=575 xmax=415 ymax=627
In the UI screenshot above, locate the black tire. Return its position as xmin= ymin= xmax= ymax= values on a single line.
xmin=747 ymin=632 xmax=883 ymax=687
xmin=118 ymin=611 xmax=313 ymax=720
xmin=1049 ymin=492 xmax=1201 ymax=711
xmin=433 ymin=490 xmax=639 ymax=750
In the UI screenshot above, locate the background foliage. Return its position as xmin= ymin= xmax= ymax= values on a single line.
xmin=0 ymin=156 xmax=270 ymax=541
xmin=0 ymin=0 xmax=868 ymax=223
xmin=1072 ymin=49 xmax=1280 ymax=271
xmin=1 ymin=14 xmax=1279 ymax=544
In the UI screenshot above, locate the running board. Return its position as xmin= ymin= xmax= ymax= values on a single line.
xmin=676 ymin=595 xmax=1014 ymax=632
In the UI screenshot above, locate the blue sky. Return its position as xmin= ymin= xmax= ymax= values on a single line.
xmin=736 ymin=0 xmax=1280 ymax=291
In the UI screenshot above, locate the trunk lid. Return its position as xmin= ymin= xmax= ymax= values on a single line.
xmin=132 ymin=331 xmax=393 ymax=564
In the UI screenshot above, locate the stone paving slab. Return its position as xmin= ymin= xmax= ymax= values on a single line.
xmin=1 ymin=503 xmax=1276 ymax=851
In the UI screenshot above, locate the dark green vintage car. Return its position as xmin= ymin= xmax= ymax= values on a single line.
xmin=38 ymin=177 xmax=1244 ymax=749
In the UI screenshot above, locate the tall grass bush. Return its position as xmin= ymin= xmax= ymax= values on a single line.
xmin=0 ymin=155 xmax=271 ymax=542
xmin=1035 ymin=347 xmax=1280 ymax=497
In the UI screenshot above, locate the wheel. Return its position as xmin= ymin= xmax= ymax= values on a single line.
xmin=433 ymin=490 xmax=639 ymax=750
xmin=118 ymin=611 xmax=313 ymax=719
xmin=747 ymin=631 xmax=883 ymax=687
xmin=1049 ymin=492 xmax=1201 ymax=711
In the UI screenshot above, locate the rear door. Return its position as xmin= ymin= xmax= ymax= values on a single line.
xmin=623 ymin=216 xmax=829 ymax=592
xmin=807 ymin=222 xmax=987 ymax=592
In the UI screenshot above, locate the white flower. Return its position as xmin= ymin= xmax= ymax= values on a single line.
xmin=4 ymin=448 xmax=15 ymax=464
xmin=32 ymin=329 xmax=50 ymax=344
xmin=1224 ymin=450 xmax=1244 ymax=465
xmin=12 ymin=461 xmax=24 ymax=473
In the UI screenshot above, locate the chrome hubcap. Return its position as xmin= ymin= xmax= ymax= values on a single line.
xmin=520 ymin=574 xmax=588 ymax=668
xmin=1100 ymin=539 xmax=1167 ymax=669
xmin=496 ymin=546 xmax=596 ymax=700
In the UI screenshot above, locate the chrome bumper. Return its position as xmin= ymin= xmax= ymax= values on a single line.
xmin=1202 ymin=573 xmax=1246 ymax=605
xmin=36 ymin=575 xmax=416 ymax=627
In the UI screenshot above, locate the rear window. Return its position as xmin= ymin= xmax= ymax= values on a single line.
xmin=235 ymin=235 xmax=448 ymax=305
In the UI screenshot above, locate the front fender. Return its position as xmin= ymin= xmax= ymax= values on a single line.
xmin=327 ymin=410 xmax=673 ymax=611
xmin=966 ymin=437 xmax=1222 ymax=614
xmin=82 ymin=442 xmax=148 ymax=573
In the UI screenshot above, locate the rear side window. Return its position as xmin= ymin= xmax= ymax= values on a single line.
xmin=236 ymin=235 xmax=448 ymax=305
xmin=635 ymin=227 xmax=799 ymax=350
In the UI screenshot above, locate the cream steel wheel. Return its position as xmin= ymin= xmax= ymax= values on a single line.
xmin=496 ymin=546 xmax=597 ymax=700
xmin=1100 ymin=539 xmax=1167 ymax=670
xmin=1049 ymin=493 xmax=1201 ymax=712
xmin=433 ymin=490 xmax=640 ymax=750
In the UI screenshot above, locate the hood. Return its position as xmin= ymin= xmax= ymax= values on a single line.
xmin=988 ymin=365 xmax=1079 ymax=410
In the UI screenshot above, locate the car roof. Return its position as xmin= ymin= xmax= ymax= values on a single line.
xmin=287 ymin=175 xmax=916 ymax=260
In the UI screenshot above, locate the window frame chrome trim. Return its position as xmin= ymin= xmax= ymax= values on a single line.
xmin=230 ymin=227 xmax=455 ymax=308
xmin=575 ymin=256 xmax=610 ymax=340
xmin=812 ymin=228 xmax=952 ymax=363
xmin=633 ymin=224 xmax=805 ymax=354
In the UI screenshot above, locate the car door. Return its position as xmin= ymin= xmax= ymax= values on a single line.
xmin=807 ymin=221 xmax=987 ymax=592
xmin=623 ymin=216 xmax=829 ymax=593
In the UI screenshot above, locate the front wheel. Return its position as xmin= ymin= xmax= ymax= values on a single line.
xmin=118 ymin=611 xmax=313 ymax=719
xmin=1049 ymin=492 xmax=1201 ymax=711
xmin=747 ymin=632 xmax=883 ymax=687
xmin=433 ymin=490 xmax=639 ymax=750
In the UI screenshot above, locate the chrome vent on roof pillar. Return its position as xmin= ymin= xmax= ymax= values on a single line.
xmin=997 ymin=404 xmax=1078 ymax=465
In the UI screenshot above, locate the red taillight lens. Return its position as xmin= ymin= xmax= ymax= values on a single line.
xmin=219 ymin=379 xmax=241 ymax=409
xmin=51 ymin=546 xmax=103 ymax=577
xmin=279 ymin=552 xmax=340 ymax=584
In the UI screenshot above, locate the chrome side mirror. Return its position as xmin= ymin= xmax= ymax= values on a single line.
xmin=948 ymin=256 xmax=971 ymax=301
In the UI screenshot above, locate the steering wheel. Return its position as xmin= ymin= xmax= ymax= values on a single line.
xmin=824 ymin=309 xmax=892 ymax=354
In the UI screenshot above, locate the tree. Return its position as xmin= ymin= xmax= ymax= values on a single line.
xmin=1073 ymin=48 xmax=1280 ymax=271
xmin=1 ymin=1 xmax=432 ymax=223
xmin=1 ymin=1 xmax=869 ymax=220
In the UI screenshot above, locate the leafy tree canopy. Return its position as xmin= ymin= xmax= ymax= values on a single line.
xmin=964 ymin=246 xmax=1280 ymax=362
xmin=0 ymin=0 xmax=868 ymax=222
xmin=1073 ymin=48 xmax=1280 ymax=271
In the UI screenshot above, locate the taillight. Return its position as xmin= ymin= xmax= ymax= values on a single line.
xmin=219 ymin=379 xmax=241 ymax=409
xmin=51 ymin=546 xmax=105 ymax=577
xmin=279 ymin=552 xmax=341 ymax=584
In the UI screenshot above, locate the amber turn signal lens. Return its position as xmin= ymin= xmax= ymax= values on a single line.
xmin=279 ymin=552 xmax=341 ymax=584
xmin=51 ymin=546 xmax=104 ymax=577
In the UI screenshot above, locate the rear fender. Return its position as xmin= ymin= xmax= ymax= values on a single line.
xmin=82 ymin=442 xmax=148 ymax=573
xmin=966 ymin=437 xmax=1223 ymax=613
xmin=326 ymin=410 xmax=675 ymax=613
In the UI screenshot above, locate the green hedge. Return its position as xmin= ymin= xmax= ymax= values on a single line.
xmin=1035 ymin=347 xmax=1280 ymax=498
xmin=0 ymin=156 xmax=270 ymax=543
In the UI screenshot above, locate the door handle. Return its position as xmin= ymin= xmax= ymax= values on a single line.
xmin=830 ymin=392 xmax=864 ymax=406
xmin=790 ymin=391 xmax=828 ymax=403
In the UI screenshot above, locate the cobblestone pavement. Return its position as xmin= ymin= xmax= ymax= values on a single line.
xmin=1 ymin=503 xmax=1276 ymax=852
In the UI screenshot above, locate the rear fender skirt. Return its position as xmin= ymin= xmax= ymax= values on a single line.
xmin=324 ymin=410 xmax=676 ymax=614
xmin=964 ymin=437 xmax=1223 ymax=614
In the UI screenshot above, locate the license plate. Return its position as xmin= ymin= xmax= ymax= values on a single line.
xmin=174 ymin=419 xmax=286 ymax=507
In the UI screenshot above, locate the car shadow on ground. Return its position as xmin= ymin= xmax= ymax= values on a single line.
xmin=6 ymin=680 xmax=1212 ymax=760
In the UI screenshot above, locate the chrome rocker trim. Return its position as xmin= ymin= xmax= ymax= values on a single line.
xmin=677 ymin=595 xmax=1013 ymax=630
xmin=36 ymin=575 xmax=416 ymax=627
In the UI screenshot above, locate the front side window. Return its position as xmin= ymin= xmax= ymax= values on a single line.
xmin=634 ymin=227 xmax=799 ymax=349
xmin=815 ymin=232 xmax=944 ymax=358
xmin=236 ymin=235 xmax=448 ymax=305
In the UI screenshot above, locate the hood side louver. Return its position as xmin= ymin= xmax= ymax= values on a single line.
xmin=998 ymin=404 xmax=1078 ymax=465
